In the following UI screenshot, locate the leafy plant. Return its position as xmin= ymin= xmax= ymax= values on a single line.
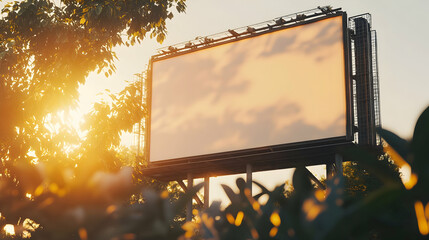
xmin=186 ymin=107 xmax=429 ymax=240
xmin=1 ymin=0 xmax=429 ymax=239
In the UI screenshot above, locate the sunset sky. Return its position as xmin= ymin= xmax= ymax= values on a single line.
xmin=78 ymin=1 xmax=429 ymax=203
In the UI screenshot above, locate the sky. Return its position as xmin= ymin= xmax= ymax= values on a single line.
xmin=78 ymin=0 xmax=429 ymax=204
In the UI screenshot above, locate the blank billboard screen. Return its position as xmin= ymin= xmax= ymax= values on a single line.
xmin=150 ymin=15 xmax=347 ymax=162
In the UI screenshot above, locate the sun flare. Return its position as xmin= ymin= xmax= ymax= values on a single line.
xmin=3 ymin=224 xmax=15 ymax=236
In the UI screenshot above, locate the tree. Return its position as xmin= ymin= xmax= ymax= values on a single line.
xmin=0 ymin=0 xmax=187 ymax=238
xmin=342 ymin=153 xmax=401 ymax=202
xmin=0 ymin=0 xmax=186 ymax=173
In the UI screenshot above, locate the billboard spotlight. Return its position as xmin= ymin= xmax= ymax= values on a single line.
xmin=275 ymin=17 xmax=286 ymax=25
xmin=228 ymin=29 xmax=240 ymax=37
xmin=246 ymin=27 xmax=256 ymax=34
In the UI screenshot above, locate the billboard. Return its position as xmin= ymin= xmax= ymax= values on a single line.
xmin=148 ymin=14 xmax=351 ymax=163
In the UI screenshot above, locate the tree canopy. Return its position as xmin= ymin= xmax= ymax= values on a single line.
xmin=2 ymin=1 xmax=429 ymax=239
xmin=1 ymin=0 xmax=186 ymax=173
xmin=0 ymin=0 xmax=186 ymax=238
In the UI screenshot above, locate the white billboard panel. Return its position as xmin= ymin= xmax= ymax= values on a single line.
xmin=150 ymin=16 xmax=347 ymax=162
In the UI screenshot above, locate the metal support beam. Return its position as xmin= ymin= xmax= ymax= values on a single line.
xmin=186 ymin=173 xmax=193 ymax=222
xmin=326 ymin=154 xmax=343 ymax=180
xmin=246 ymin=164 xmax=252 ymax=196
xmin=326 ymin=162 xmax=335 ymax=179
xmin=177 ymin=180 xmax=204 ymax=208
xmin=353 ymin=17 xmax=377 ymax=147
xmin=305 ymin=167 xmax=326 ymax=190
xmin=204 ymin=176 xmax=210 ymax=208
xmin=335 ymin=154 xmax=343 ymax=176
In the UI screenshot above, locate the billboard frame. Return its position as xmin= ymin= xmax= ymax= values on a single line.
xmin=143 ymin=10 xmax=354 ymax=181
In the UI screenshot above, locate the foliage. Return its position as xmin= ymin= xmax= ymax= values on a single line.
xmin=342 ymin=154 xmax=401 ymax=201
xmin=184 ymin=107 xmax=429 ymax=240
xmin=0 ymin=162 xmax=202 ymax=239
xmin=0 ymin=0 xmax=187 ymax=238
xmin=0 ymin=0 xmax=186 ymax=175
xmin=2 ymin=107 xmax=427 ymax=239
xmin=1 ymin=0 xmax=429 ymax=239
xmin=0 ymin=94 xmax=428 ymax=239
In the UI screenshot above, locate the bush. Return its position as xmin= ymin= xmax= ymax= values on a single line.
xmin=2 ymin=107 xmax=429 ymax=239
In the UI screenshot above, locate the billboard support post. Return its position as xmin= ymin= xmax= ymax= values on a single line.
xmin=335 ymin=153 xmax=343 ymax=176
xmin=204 ymin=176 xmax=210 ymax=208
xmin=354 ymin=17 xmax=376 ymax=146
xmin=305 ymin=167 xmax=326 ymax=190
xmin=246 ymin=164 xmax=252 ymax=196
xmin=326 ymin=154 xmax=344 ymax=179
xmin=350 ymin=14 xmax=381 ymax=147
xmin=186 ymin=173 xmax=193 ymax=222
xmin=326 ymin=162 xmax=335 ymax=179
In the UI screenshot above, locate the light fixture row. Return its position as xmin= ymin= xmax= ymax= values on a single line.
xmin=155 ymin=6 xmax=337 ymax=58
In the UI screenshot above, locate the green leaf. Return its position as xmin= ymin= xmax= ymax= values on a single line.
xmin=341 ymin=146 xmax=402 ymax=186
xmin=253 ymin=180 xmax=270 ymax=200
xmin=235 ymin=177 xmax=246 ymax=192
xmin=293 ymin=166 xmax=313 ymax=194
xmin=324 ymin=185 xmax=403 ymax=240
xmin=2 ymin=8 xmax=10 ymax=14
xmin=312 ymin=175 xmax=345 ymax=239
xmin=221 ymin=184 xmax=239 ymax=204
xmin=95 ymin=4 xmax=102 ymax=16
xmin=156 ymin=33 xmax=165 ymax=44
xmin=378 ymin=128 xmax=409 ymax=160
xmin=410 ymin=106 xmax=429 ymax=179
xmin=174 ymin=182 xmax=204 ymax=215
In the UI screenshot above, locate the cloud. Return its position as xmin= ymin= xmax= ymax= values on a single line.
xmin=150 ymin=100 xmax=345 ymax=161
xmin=259 ymin=35 xmax=297 ymax=57
xmin=149 ymin=16 xmax=346 ymax=162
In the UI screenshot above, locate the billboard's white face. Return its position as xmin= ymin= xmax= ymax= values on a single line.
xmin=150 ymin=16 xmax=346 ymax=162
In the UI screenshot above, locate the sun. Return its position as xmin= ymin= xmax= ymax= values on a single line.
xmin=42 ymin=109 xmax=83 ymax=146
xmin=3 ymin=224 xmax=15 ymax=236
